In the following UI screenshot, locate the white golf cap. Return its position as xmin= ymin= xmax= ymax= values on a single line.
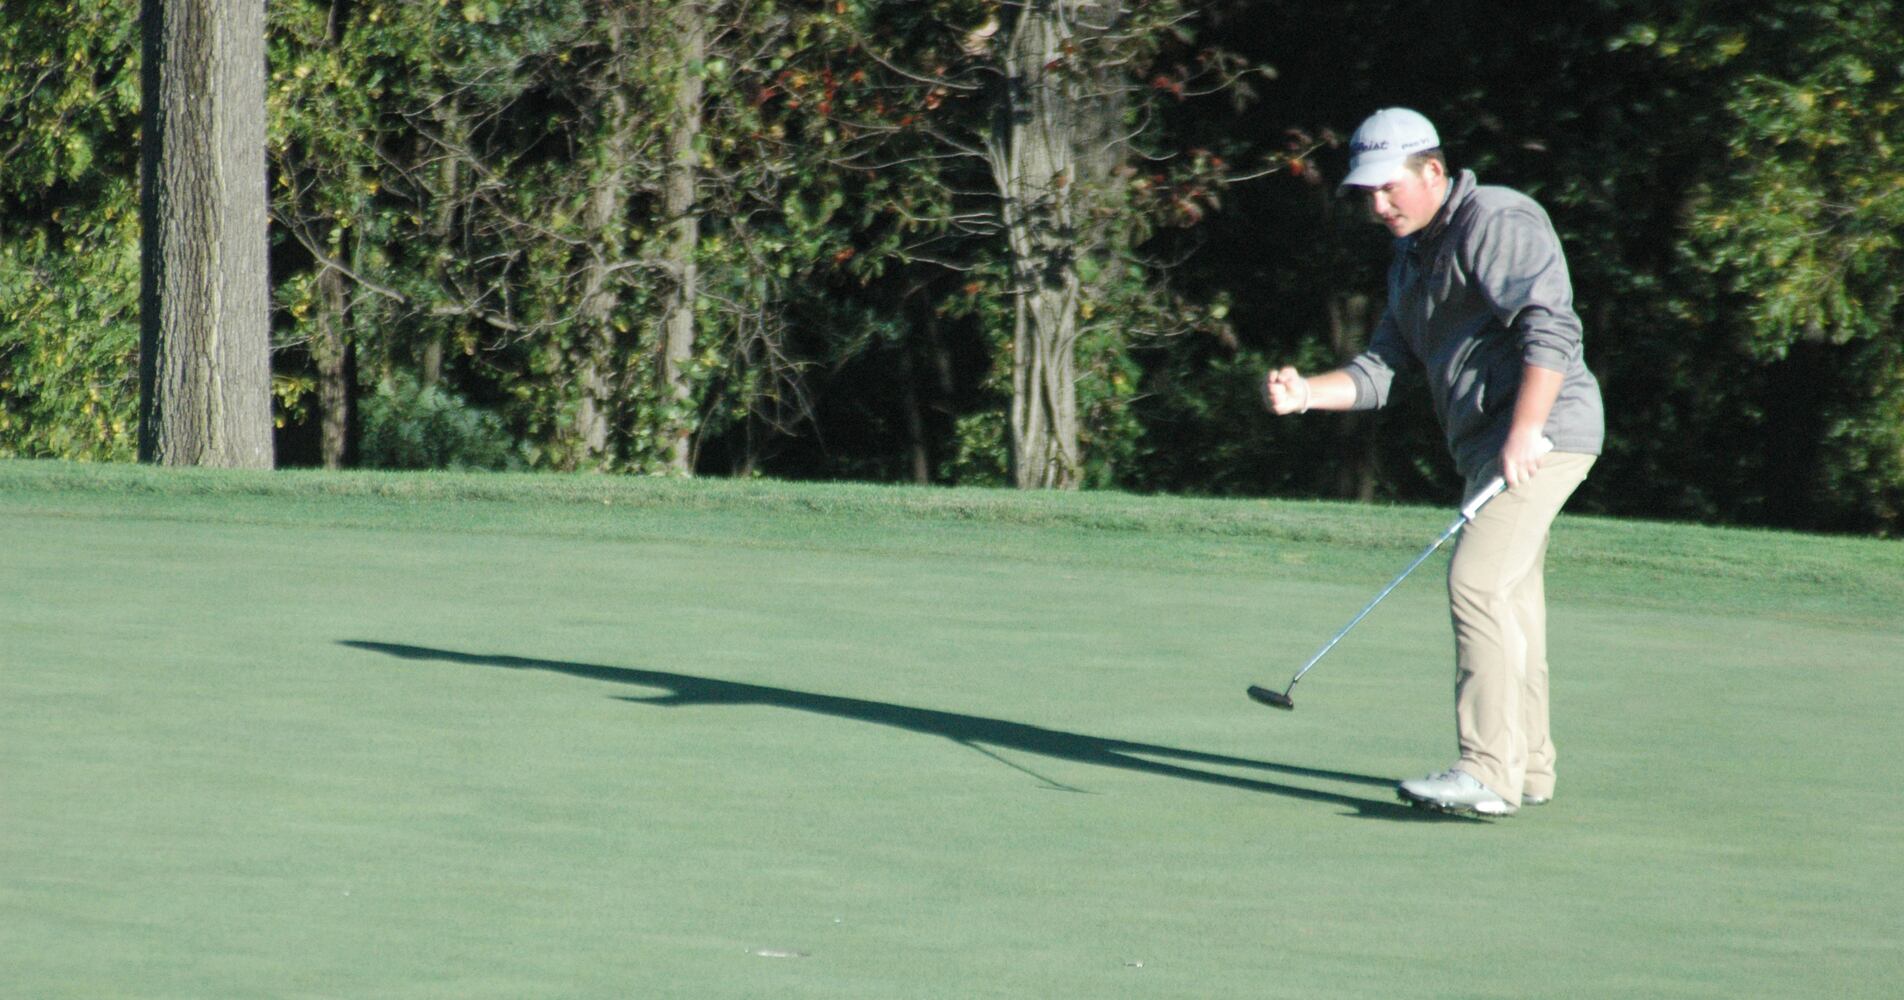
xmin=1340 ymin=108 xmax=1440 ymax=190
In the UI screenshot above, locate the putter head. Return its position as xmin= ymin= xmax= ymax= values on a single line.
xmin=1246 ymin=685 xmax=1295 ymax=711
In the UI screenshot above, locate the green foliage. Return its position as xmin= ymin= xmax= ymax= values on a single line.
xmin=0 ymin=0 xmax=140 ymax=187
xmin=357 ymin=372 xmax=520 ymax=471
xmin=1682 ymin=11 xmax=1904 ymax=359
xmin=1634 ymin=0 xmax=1904 ymax=531
xmin=0 ymin=0 xmax=141 ymax=460
xmin=0 ymin=177 xmax=140 ymax=460
xmin=943 ymin=410 xmax=1011 ymax=486
xmin=6 ymin=1 xmax=1902 ymax=530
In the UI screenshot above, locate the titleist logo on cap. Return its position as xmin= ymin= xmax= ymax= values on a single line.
xmin=1352 ymin=136 xmax=1435 ymax=155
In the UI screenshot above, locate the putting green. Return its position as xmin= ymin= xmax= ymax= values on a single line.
xmin=3 ymin=460 xmax=1899 ymax=998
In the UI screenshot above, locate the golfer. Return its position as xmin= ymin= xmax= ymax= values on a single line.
xmin=1263 ymin=107 xmax=1604 ymax=816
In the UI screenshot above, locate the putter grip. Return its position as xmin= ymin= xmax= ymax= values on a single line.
xmin=1459 ymin=437 xmax=1555 ymax=522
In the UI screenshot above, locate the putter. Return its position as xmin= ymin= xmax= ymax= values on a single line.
xmin=1247 ymin=440 xmax=1552 ymax=711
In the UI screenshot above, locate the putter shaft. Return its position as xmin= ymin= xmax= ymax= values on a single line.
xmin=1252 ymin=473 xmax=1513 ymax=709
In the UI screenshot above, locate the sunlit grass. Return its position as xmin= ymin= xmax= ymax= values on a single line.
xmin=3 ymin=459 xmax=1899 ymax=998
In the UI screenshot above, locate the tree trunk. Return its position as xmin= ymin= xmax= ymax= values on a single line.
xmin=314 ymin=263 xmax=352 ymax=469
xmin=574 ymin=6 xmax=637 ymax=469
xmin=899 ymin=341 xmax=931 ymax=484
xmin=903 ymin=288 xmax=955 ymax=486
xmin=659 ymin=2 xmax=706 ymax=475
xmin=421 ymin=116 xmax=461 ymax=390
xmin=138 ymin=0 xmax=273 ymax=468
xmin=310 ymin=0 xmax=353 ymax=471
xmin=1328 ymin=291 xmax=1379 ymax=502
xmin=999 ymin=3 xmax=1084 ymax=489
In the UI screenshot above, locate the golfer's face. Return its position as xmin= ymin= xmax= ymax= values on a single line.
xmin=1366 ymin=163 xmax=1442 ymax=237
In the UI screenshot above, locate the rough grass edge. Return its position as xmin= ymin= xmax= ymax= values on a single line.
xmin=2 ymin=458 xmax=1898 ymax=592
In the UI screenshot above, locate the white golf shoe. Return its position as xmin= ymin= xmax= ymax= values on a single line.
xmin=1397 ymin=768 xmax=1516 ymax=816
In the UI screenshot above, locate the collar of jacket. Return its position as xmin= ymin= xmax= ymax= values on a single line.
xmin=1401 ymin=169 xmax=1477 ymax=257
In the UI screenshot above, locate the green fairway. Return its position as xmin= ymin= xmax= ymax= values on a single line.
xmin=4 ymin=460 xmax=1901 ymax=998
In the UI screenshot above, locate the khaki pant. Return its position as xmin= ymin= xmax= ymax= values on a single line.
xmin=1447 ymin=452 xmax=1595 ymax=807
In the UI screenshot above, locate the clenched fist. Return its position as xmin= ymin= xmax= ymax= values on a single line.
xmin=1263 ymin=366 xmax=1312 ymax=416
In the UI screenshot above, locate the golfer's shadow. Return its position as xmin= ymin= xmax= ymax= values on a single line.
xmin=342 ymin=640 xmax=1466 ymax=822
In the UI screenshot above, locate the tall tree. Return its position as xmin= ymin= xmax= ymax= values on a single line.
xmin=570 ymin=2 xmax=642 ymax=468
xmin=996 ymin=3 xmax=1089 ymax=488
xmin=658 ymin=0 xmax=709 ymax=475
xmin=139 ymin=0 xmax=273 ymax=467
xmin=804 ymin=0 xmax=1237 ymax=489
xmin=269 ymin=0 xmax=377 ymax=469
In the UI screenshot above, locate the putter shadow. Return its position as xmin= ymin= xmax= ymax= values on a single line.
xmin=342 ymin=640 xmax=1472 ymax=823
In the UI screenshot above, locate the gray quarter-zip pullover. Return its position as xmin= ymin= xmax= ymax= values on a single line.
xmin=1343 ymin=169 xmax=1605 ymax=481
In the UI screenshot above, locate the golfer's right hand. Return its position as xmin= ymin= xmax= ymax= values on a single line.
xmin=1263 ymin=366 xmax=1311 ymax=415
